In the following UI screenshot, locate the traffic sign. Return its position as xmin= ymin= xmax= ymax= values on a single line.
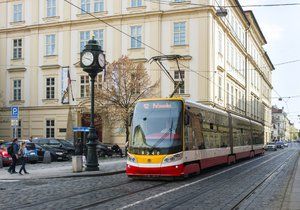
xmin=11 ymin=119 xmax=18 ymax=127
xmin=73 ymin=127 xmax=90 ymax=132
xmin=11 ymin=106 xmax=19 ymax=119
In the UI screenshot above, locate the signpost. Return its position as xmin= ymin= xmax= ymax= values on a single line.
xmin=11 ymin=106 xmax=19 ymax=138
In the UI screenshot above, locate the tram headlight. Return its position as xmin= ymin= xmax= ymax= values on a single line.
xmin=127 ymin=153 xmax=136 ymax=163
xmin=163 ymin=152 xmax=183 ymax=163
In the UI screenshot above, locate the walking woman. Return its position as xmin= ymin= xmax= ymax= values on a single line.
xmin=18 ymin=142 xmax=29 ymax=175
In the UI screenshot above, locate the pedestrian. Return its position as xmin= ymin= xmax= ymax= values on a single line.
xmin=18 ymin=142 xmax=29 ymax=175
xmin=7 ymin=138 xmax=19 ymax=174
xmin=29 ymin=136 xmax=33 ymax=142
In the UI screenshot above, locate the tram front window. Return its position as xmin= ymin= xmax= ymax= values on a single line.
xmin=129 ymin=100 xmax=183 ymax=155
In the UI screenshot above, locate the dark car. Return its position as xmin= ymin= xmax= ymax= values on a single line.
xmin=276 ymin=141 xmax=285 ymax=149
xmin=97 ymin=143 xmax=113 ymax=157
xmin=32 ymin=138 xmax=75 ymax=156
xmin=35 ymin=144 xmax=69 ymax=161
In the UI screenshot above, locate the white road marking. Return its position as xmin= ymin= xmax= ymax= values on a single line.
xmin=0 ymin=180 xmax=20 ymax=182
xmin=119 ymin=151 xmax=289 ymax=210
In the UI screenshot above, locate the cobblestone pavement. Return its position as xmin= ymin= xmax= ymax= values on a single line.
xmin=0 ymin=144 xmax=299 ymax=210
xmin=0 ymin=157 xmax=126 ymax=180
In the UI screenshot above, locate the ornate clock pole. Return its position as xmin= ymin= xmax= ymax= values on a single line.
xmin=80 ymin=37 xmax=106 ymax=171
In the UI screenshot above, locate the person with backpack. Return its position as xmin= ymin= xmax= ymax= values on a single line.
xmin=18 ymin=142 xmax=29 ymax=175
xmin=7 ymin=138 xmax=19 ymax=174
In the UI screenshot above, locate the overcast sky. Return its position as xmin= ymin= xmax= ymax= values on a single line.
xmin=240 ymin=0 xmax=300 ymax=128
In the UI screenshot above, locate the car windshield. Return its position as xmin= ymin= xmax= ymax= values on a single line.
xmin=59 ymin=140 xmax=73 ymax=147
xmin=129 ymin=100 xmax=183 ymax=155
xmin=26 ymin=143 xmax=36 ymax=150
xmin=268 ymin=142 xmax=275 ymax=145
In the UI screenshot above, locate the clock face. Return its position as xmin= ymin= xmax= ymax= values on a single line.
xmin=98 ymin=53 xmax=105 ymax=68
xmin=82 ymin=51 xmax=94 ymax=67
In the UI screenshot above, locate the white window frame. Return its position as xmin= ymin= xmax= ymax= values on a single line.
xmin=47 ymin=0 xmax=56 ymax=17
xmin=46 ymin=119 xmax=55 ymax=138
xmin=13 ymin=39 xmax=22 ymax=59
xmin=80 ymin=31 xmax=90 ymax=52
xmin=94 ymin=29 xmax=104 ymax=49
xmin=218 ymin=76 xmax=222 ymax=100
xmin=13 ymin=4 xmax=22 ymax=22
xmin=94 ymin=0 xmax=104 ymax=12
xmin=131 ymin=0 xmax=142 ymax=7
xmin=13 ymin=80 xmax=21 ymax=101
xmin=46 ymin=77 xmax=55 ymax=99
xmin=174 ymin=70 xmax=185 ymax=94
xmin=45 ymin=34 xmax=56 ymax=56
xmin=80 ymin=75 xmax=90 ymax=98
xmin=173 ymin=22 xmax=186 ymax=46
xmin=130 ymin=26 xmax=142 ymax=49
xmin=81 ymin=0 xmax=91 ymax=13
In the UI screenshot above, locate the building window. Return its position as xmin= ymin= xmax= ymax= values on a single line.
xmin=94 ymin=29 xmax=104 ymax=49
xmin=130 ymin=26 xmax=142 ymax=49
xmin=47 ymin=0 xmax=56 ymax=17
xmin=96 ymin=74 xmax=103 ymax=89
xmin=13 ymin=80 xmax=21 ymax=101
xmin=80 ymin=31 xmax=90 ymax=52
xmin=227 ymin=83 xmax=230 ymax=105
xmin=174 ymin=70 xmax=185 ymax=94
xmin=231 ymin=86 xmax=234 ymax=106
xmin=80 ymin=75 xmax=90 ymax=98
xmin=218 ymin=30 xmax=223 ymax=54
xmin=131 ymin=0 xmax=142 ymax=7
xmin=46 ymin=119 xmax=55 ymax=138
xmin=17 ymin=120 xmax=22 ymax=138
xmin=13 ymin=4 xmax=22 ymax=22
xmin=13 ymin=39 xmax=22 ymax=59
xmin=174 ymin=22 xmax=186 ymax=45
xmin=218 ymin=76 xmax=222 ymax=100
xmin=94 ymin=0 xmax=104 ymax=12
xmin=46 ymin=78 xmax=55 ymax=99
xmin=81 ymin=0 xmax=91 ymax=13
xmin=45 ymin=34 xmax=56 ymax=56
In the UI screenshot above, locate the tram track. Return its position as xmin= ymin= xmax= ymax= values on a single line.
xmin=230 ymin=150 xmax=299 ymax=210
xmin=7 ymin=179 xmax=136 ymax=209
xmin=119 ymin=149 xmax=292 ymax=209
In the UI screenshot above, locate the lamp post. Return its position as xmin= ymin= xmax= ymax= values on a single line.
xmin=80 ymin=37 xmax=106 ymax=171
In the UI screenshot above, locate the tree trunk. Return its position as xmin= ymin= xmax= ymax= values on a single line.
xmin=125 ymin=120 xmax=129 ymax=157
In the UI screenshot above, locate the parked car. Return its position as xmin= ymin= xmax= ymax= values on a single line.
xmin=276 ymin=141 xmax=285 ymax=149
xmin=264 ymin=142 xmax=277 ymax=151
xmin=97 ymin=142 xmax=113 ymax=157
xmin=32 ymin=138 xmax=75 ymax=156
xmin=22 ymin=141 xmax=39 ymax=164
xmin=96 ymin=143 xmax=123 ymax=157
xmin=0 ymin=148 xmax=12 ymax=166
xmin=35 ymin=144 xmax=69 ymax=161
xmin=283 ymin=140 xmax=289 ymax=147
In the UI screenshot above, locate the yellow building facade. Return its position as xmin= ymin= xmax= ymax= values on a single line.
xmin=0 ymin=0 xmax=273 ymax=145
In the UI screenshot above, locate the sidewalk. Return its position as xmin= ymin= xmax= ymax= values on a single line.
xmin=282 ymin=151 xmax=300 ymax=210
xmin=0 ymin=157 xmax=126 ymax=180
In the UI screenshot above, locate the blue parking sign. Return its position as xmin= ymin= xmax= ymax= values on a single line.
xmin=11 ymin=106 xmax=19 ymax=119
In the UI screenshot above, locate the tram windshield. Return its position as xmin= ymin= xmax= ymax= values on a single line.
xmin=129 ymin=100 xmax=183 ymax=155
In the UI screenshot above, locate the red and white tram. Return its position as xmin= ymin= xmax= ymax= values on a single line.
xmin=126 ymin=98 xmax=264 ymax=178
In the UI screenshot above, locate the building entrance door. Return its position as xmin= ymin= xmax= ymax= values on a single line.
xmin=81 ymin=114 xmax=103 ymax=142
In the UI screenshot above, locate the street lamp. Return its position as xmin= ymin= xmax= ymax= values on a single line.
xmin=80 ymin=37 xmax=106 ymax=171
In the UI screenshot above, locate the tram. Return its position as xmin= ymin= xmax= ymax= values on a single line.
xmin=126 ymin=98 xmax=264 ymax=178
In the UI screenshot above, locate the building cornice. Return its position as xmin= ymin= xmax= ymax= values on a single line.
xmin=7 ymin=67 xmax=26 ymax=72
xmin=40 ymin=65 xmax=61 ymax=70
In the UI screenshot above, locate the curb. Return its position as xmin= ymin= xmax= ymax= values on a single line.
xmin=0 ymin=170 xmax=126 ymax=181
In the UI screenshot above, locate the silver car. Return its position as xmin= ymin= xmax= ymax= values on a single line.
xmin=265 ymin=142 xmax=277 ymax=151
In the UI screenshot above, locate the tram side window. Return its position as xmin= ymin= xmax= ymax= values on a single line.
xmin=185 ymin=112 xmax=205 ymax=150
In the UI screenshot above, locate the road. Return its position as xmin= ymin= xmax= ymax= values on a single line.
xmin=0 ymin=143 xmax=299 ymax=210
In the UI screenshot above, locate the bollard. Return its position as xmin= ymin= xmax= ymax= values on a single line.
xmin=72 ymin=155 xmax=83 ymax=173
xmin=0 ymin=158 xmax=3 ymax=168
xmin=43 ymin=151 xmax=51 ymax=164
